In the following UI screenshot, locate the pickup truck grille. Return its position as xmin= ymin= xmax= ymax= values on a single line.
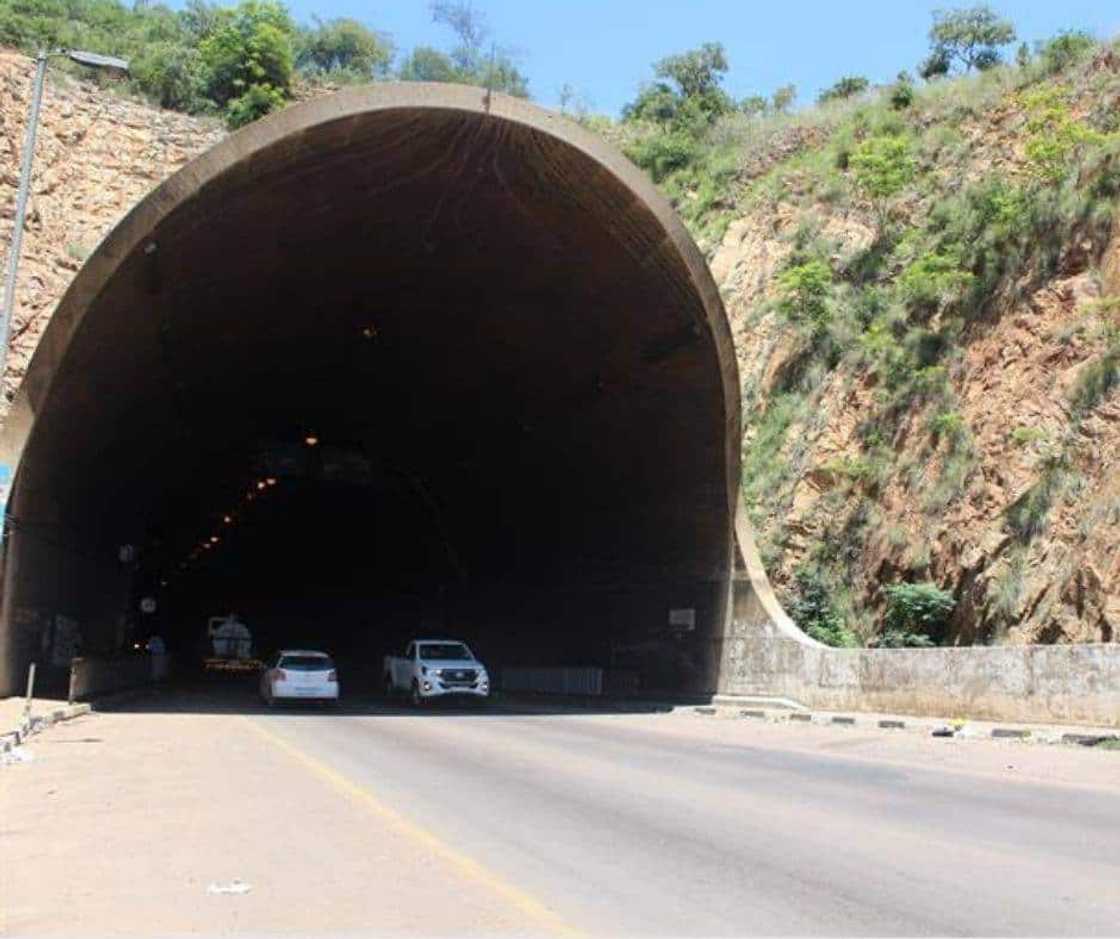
xmin=440 ymin=669 xmax=477 ymax=683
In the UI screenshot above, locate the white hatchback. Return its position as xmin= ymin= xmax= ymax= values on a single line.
xmin=260 ymin=650 xmax=339 ymax=705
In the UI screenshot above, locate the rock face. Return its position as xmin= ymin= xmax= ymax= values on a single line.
xmin=0 ymin=50 xmax=223 ymax=406
xmin=706 ymin=54 xmax=1120 ymax=646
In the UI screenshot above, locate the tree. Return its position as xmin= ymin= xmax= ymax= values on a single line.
xmin=740 ymin=94 xmax=769 ymax=118
xmin=817 ymin=75 xmax=869 ymax=105
xmin=431 ymin=0 xmax=487 ymax=73
xmin=131 ymin=41 xmax=205 ymax=111
xmin=878 ymin=582 xmax=954 ymax=646
xmin=398 ymin=46 xmax=458 ymax=83
xmin=296 ymin=17 xmax=393 ymax=79
xmin=849 ymin=135 xmax=916 ymax=227
xmin=623 ymin=42 xmax=733 ymax=129
xmin=924 ymin=5 xmax=1016 ymax=74
xmin=654 ymin=42 xmax=728 ymax=99
xmin=771 ymin=83 xmax=797 ymax=114
xmin=198 ymin=0 xmax=295 ymax=126
xmin=403 ymin=1 xmax=529 ymax=98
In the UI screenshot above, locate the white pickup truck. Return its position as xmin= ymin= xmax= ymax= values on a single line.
xmin=384 ymin=639 xmax=491 ymax=706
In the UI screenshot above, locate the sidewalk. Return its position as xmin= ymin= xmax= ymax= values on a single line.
xmin=695 ymin=697 xmax=1120 ymax=747
xmin=499 ymin=691 xmax=1120 ymax=748
xmin=1 ymin=693 xmax=91 ymax=755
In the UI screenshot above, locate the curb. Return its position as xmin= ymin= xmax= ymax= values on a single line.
xmin=691 ymin=705 xmax=1120 ymax=748
xmin=1 ymin=703 xmax=91 ymax=755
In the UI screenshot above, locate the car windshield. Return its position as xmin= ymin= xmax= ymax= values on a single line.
xmin=418 ymin=643 xmax=472 ymax=661
xmin=279 ymin=655 xmax=333 ymax=670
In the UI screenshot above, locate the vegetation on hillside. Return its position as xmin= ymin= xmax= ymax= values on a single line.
xmin=612 ymin=7 xmax=1119 ymax=647
xmin=0 ymin=0 xmax=527 ymax=127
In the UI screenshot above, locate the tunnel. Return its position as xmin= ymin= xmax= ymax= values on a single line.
xmin=0 ymin=83 xmax=741 ymax=698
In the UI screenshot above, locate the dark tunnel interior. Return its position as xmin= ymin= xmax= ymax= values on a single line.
xmin=0 ymin=92 xmax=738 ymax=697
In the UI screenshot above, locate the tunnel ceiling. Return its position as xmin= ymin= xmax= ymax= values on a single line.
xmin=6 ymin=83 xmax=740 ymax=601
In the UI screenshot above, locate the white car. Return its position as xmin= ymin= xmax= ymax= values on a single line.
xmin=260 ymin=650 xmax=339 ymax=705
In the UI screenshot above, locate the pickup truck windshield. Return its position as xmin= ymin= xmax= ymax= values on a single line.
xmin=418 ymin=643 xmax=472 ymax=660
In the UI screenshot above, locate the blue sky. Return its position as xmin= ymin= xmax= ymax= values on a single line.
xmin=280 ymin=1 xmax=1120 ymax=115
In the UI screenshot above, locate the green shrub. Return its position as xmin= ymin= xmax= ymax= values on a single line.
xmin=849 ymin=135 xmax=916 ymax=226
xmin=880 ymin=581 xmax=955 ymax=645
xmin=988 ymin=546 xmax=1027 ymax=626
xmin=788 ymin=568 xmax=860 ymax=647
xmin=898 ymin=251 xmax=973 ymax=315
xmin=776 ymin=259 xmax=833 ymax=335
xmin=929 ymin=410 xmax=965 ymax=441
xmin=890 ymin=72 xmax=915 ymax=110
xmin=1009 ymin=425 xmax=1048 ymax=447
xmin=921 ymin=449 xmax=975 ymax=512
xmin=131 ymin=41 xmax=206 ymax=111
xmin=1022 ymin=86 xmax=1108 ymax=185
xmin=1005 ymin=450 xmax=1068 ymax=540
xmin=1037 ymin=30 xmax=1096 ymax=76
xmin=818 ymin=75 xmax=869 ymax=105
xmin=626 ymin=130 xmax=698 ymax=181
xmin=1069 ymin=344 xmax=1120 ymax=418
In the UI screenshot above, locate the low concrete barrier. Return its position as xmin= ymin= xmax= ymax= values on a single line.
xmin=68 ymin=654 xmax=170 ymax=701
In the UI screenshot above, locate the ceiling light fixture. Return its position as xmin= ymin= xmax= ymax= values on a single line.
xmin=305 ymin=433 xmax=319 ymax=447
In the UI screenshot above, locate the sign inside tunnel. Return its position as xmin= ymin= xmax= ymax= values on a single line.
xmin=668 ymin=608 xmax=695 ymax=631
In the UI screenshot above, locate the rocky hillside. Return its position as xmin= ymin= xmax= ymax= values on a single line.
xmin=0 ymin=50 xmax=223 ymax=405
xmin=2 ymin=43 xmax=1118 ymax=648
xmin=682 ymin=45 xmax=1120 ymax=646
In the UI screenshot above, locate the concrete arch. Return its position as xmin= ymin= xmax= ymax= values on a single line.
xmin=0 ymin=83 xmax=753 ymax=696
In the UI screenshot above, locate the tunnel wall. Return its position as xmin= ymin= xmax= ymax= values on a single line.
xmin=724 ymin=504 xmax=1120 ymax=727
xmin=0 ymin=83 xmax=743 ymax=697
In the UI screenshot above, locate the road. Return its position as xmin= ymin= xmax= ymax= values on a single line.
xmin=3 ymin=683 xmax=1120 ymax=937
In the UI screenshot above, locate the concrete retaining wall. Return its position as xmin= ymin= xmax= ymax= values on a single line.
xmin=68 ymin=655 xmax=169 ymax=701
xmin=723 ymin=506 xmax=1120 ymax=727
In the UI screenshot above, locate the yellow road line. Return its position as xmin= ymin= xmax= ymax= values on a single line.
xmin=242 ymin=716 xmax=584 ymax=937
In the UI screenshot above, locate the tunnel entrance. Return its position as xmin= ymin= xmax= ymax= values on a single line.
xmin=0 ymin=84 xmax=741 ymax=697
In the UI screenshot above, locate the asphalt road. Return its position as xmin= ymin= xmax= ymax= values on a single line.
xmin=4 ymin=683 xmax=1120 ymax=937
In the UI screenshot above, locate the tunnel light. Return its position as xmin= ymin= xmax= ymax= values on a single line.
xmin=210 ymin=535 xmax=220 ymax=544
xmin=223 ymin=515 xmax=232 ymax=524
xmin=304 ymin=434 xmax=319 ymax=447
xmin=256 ymin=480 xmax=266 ymax=490
xmin=265 ymin=477 xmax=277 ymax=487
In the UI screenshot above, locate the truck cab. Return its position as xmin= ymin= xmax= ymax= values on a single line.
xmin=384 ymin=639 xmax=490 ymax=706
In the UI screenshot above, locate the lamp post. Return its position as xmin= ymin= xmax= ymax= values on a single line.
xmin=0 ymin=49 xmax=130 ymax=382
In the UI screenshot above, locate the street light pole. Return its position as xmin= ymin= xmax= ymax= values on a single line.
xmin=0 ymin=50 xmax=129 ymax=383
xmin=0 ymin=52 xmax=48 ymax=385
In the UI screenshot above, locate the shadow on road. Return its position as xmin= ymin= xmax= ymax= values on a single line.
xmin=89 ymin=674 xmax=698 ymax=719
